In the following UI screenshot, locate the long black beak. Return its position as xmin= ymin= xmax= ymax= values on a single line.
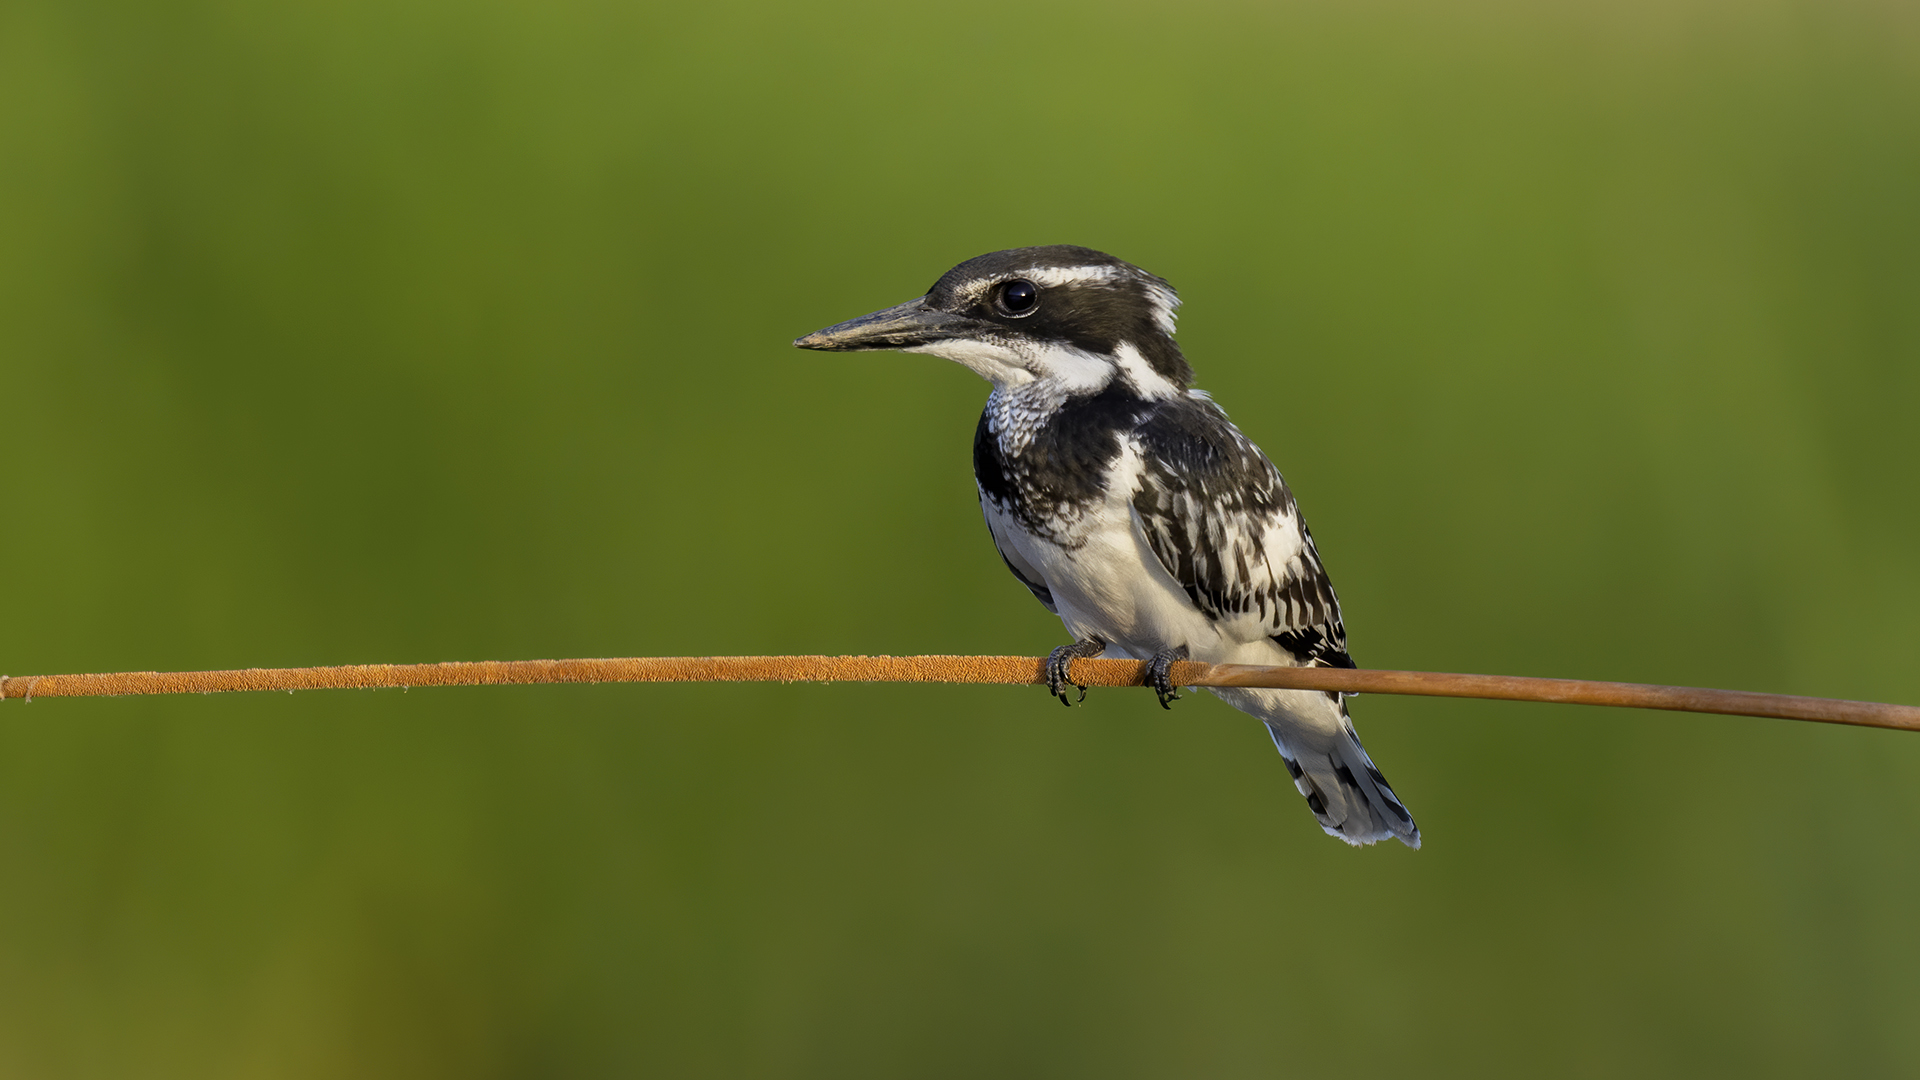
xmin=793 ymin=296 xmax=988 ymax=351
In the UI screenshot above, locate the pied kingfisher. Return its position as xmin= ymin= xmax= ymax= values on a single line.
xmin=795 ymin=246 xmax=1419 ymax=848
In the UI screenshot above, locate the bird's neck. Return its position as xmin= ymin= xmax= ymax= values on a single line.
xmin=983 ymin=375 xmax=1149 ymax=460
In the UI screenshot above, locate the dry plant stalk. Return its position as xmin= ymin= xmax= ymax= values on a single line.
xmin=0 ymin=656 xmax=1914 ymax=732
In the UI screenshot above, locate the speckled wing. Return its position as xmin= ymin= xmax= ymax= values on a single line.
xmin=1129 ymin=395 xmax=1354 ymax=667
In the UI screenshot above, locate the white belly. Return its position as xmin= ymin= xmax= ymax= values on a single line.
xmin=982 ymin=495 xmax=1292 ymax=669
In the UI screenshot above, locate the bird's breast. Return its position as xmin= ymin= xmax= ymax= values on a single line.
xmin=973 ymin=384 xmax=1156 ymax=549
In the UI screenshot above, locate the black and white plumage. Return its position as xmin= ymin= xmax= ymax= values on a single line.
xmin=796 ymin=246 xmax=1419 ymax=848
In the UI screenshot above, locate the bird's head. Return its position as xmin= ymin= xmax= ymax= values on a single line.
xmin=794 ymin=245 xmax=1193 ymax=397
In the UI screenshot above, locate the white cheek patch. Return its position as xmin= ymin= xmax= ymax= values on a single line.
xmin=1113 ymin=342 xmax=1179 ymax=400
xmin=1028 ymin=342 xmax=1114 ymax=395
xmin=905 ymin=339 xmax=1034 ymax=387
xmin=908 ymin=337 xmax=1117 ymax=396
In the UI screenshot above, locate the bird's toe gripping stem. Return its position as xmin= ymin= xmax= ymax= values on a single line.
xmin=1045 ymin=637 xmax=1108 ymax=706
xmin=1146 ymin=645 xmax=1189 ymax=710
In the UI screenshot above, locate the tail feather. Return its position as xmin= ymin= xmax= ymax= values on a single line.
xmin=1215 ymin=686 xmax=1420 ymax=848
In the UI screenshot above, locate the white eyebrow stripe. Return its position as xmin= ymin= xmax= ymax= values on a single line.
xmin=1019 ymin=267 xmax=1181 ymax=333
xmin=952 ymin=265 xmax=1120 ymax=304
xmin=952 ymin=263 xmax=1181 ymax=337
xmin=1023 ymin=265 xmax=1123 ymax=287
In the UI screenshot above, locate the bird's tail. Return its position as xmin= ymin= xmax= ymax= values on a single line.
xmin=1211 ymin=686 xmax=1421 ymax=848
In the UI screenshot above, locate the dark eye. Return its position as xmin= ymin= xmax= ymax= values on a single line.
xmin=996 ymin=279 xmax=1039 ymax=317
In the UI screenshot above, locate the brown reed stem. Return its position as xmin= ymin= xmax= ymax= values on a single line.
xmin=0 ymin=656 xmax=1914 ymax=732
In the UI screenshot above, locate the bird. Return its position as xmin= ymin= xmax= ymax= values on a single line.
xmin=794 ymin=246 xmax=1419 ymax=848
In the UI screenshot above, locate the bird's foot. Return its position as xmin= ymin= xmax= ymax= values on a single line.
xmin=1045 ymin=637 xmax=1108 ymax=707
xmin=1146 ymin=645 xmax=1189 ymax=710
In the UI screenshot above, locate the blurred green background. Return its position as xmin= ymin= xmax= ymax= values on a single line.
xmin=3 ymin=0 xmax=1917 ymax=1075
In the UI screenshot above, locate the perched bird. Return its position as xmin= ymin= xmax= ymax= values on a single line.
xmin=795 ymin=246 xmax=1419 ymax=848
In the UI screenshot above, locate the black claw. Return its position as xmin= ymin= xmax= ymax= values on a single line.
xmin=1146 ymin=645 xmax=1189 ymax=710
xmin=1045 ymin=652 xmax=1072 ymax=704
xmin=1044 ymin=638 xmax=1106 ymax=707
